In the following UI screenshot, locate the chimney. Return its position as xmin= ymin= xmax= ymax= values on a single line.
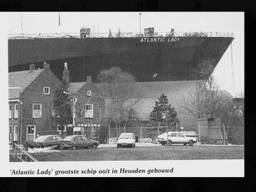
xmin=43 ymin=61 xmax=50 ymax=69
xmin=29 ymin=64 xmax=35 ymax=72
xmin=86 ymin=76 xmax=92 ymax=83
xmin=63 ymin=62 xmax=70 ymax=86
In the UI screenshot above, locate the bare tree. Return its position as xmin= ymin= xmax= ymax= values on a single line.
xmin=182 ymin=74 xmax=241 ymax=144
xmin=183 ymin=75 xmax=233 ymax=118
xmin=97 ymin=66 xmax=142 ymax=134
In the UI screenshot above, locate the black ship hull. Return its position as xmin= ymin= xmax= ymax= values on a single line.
xmin=8 ymin=36 xmax=233 ymax=82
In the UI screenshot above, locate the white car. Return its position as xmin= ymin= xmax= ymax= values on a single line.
xmin=167 ymin=131 xmax=194 ymax=146
xmin=157 ymin=132 xmax=168 ymax=145
xmin=181 ymin=131 xmax=198 ymax=143
xmin=117 ymin=133 xmax=136 ymax=148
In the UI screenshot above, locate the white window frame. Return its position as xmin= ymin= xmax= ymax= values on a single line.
xmin=9 ymin=126 xmax=12 ymax=142
xmin=13 ymin=125 xmax=18 ymax=141
xmin=87 ymin=90 xmax=92 ymax=96
xmin=43 ymin=87 xmax=50 ymax=95
xmin=26 ymin=125 xmax=36 ymax=141
xmin=9 ymin=104 xmax=13 ymax=119
xmin=14 ymin=104 xmax=19 ymax=119
xmin=32 ymin=103 xmax=42 ymax=118
xmin=84 ymin=104 xmax=93 ymax=118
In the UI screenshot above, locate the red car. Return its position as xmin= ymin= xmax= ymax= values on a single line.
xmin=59 ymin=135 xmax=99 ymax=150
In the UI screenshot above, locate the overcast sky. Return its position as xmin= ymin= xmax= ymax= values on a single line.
xmin=7 ymin=12 xmax=244 ymax=97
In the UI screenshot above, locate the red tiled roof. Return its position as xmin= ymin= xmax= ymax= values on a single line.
xmin=9 ymin=69 xmax=43 ymax=99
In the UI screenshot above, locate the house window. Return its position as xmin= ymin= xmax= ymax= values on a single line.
xmin=32 ymin=103 xmax=42 ymax=118
xmin=9 ymin=126 xmax=12 ymax=142
xmin=13 ymin=125 xmax=18 ymax=141
xmin=9 ymin=104 xmax=13 ymax=119
xmin=43 ymin=87 xmax=50 ymax=95
xmin=87 ymin=90 xmax=92 ymax=96
xmin=14 ymin=104 xmax=19 ymax=118
xmin=84 ymin=104 xmax=93 ymax=118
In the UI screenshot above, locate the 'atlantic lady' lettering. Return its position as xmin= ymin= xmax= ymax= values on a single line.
xmin=140 ymin=37 xmax=180 ymax=43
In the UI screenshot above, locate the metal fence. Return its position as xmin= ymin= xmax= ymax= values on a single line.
xmin=10 ymin=143 xmax=37 ymax=162
xmin=101 ymin=125 xmax=172 ymax=144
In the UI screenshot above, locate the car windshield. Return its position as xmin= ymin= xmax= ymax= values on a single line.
xmin=63 ymin=136 xmax=75 ymax=141
xmin=34 ymin=135 xmax=50 ymax=142
xmin=119 ymin=133 xmax=133 ymax=139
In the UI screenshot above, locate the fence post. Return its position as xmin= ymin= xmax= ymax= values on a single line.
xmin=140 ymin=124 xmax=142 ymax=138
xmin=223 ymin=123 xmax=227 ymax=145
xmin=157 ymin=122 xmax=160 ymax=136
xmin=108 ymin=124 xmax=110 ymax=143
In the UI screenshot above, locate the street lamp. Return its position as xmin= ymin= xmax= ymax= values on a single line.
xmin=63 ymin=91 xmax=77 ymax=126
xmin=162 ymin=113 xmax=168 ymax=132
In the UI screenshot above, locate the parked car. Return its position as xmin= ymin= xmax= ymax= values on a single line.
xmin=24 ymin=135 xmax=62 ymax=149
xmin=157 ymin=132 xmax=168 ymax=145
xmin=117 ymin=133 xmax=136 ymax=148
xmin=181 ymin=131 xmax=198 ymax=143
xmin=167 ymin=131 xmax=194 ymax=146
xmin=59 ymin=135 xmax=99 ymax=150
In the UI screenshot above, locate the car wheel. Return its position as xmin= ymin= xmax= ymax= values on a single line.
xmin=92 ymin=144 xmax=98 ymax=149
xmin=117 ymin=144 xmax=120 ymax=148
xmin=167 ymin=140 xmax=172 ymax=146
xmin=183 ymin=143 xmax=187 ymax=146
xmin=72 ymin=146 xmax=77 ymax=150
xmin=189 ymin=140 xmax=194 ymax=146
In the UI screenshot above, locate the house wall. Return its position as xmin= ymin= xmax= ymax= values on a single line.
xmin=73 ymin=81 xmax=105 ymax=140
xmin=19 ymin=67 xmax=61 ymax=144
xmin=9 ymin=101 xmax=20 ymax=143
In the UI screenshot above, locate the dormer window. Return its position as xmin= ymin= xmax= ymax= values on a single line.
xmin=43 ymin=87 xmax=50 ymax=95
xmin=87 ymin=90 xmax=92 ymax=96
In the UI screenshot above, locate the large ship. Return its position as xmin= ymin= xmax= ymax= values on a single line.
xmin=8 ymin=28 xmax=234 ymax=82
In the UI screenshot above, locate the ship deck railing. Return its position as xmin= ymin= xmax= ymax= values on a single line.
xmin=8 ymin=31 xmax=234 ymax=39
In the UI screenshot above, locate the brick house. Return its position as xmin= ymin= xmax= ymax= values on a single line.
xmin=62 ymin=64 xmax=105 ymax=141
xmin=9 ymin=62 xmax=61 ymax=144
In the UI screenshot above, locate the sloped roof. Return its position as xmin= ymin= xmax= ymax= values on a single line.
xmin=99 ymin=80 xmax=197 ymax=119
xmin=95 ymin=80 xmax=197 ymax=99
xmin=9 ymin=69 xmax=43 ymax=99
xmin=69 ymin=82 xmax=87 ymax=93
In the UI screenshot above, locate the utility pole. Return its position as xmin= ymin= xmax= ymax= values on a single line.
xmin=140 ymin=123 xmax=142 ymax=138
xmin=108 ymin=124 xmax=110 ymax=143
xmin=58 ymin=12 xmax=61 ymax=27
xmin=63 ymin=91 xmax=77 ymax=126
xmin=139 ymin=13 xmax=142 ymax=35
xmin=20 ymin=14 xmax=23 ymax=33
xmin=72 ymin=96 xmax=77 ymax=126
